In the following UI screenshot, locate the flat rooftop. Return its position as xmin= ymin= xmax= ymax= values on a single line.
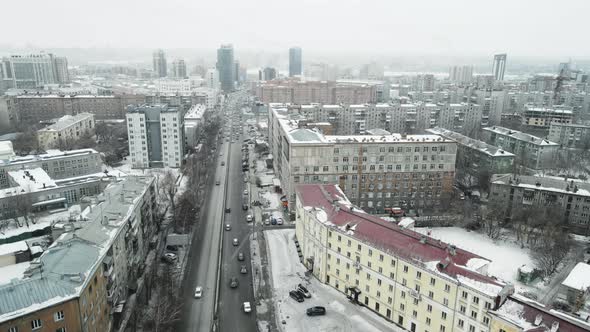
xmin=38 ymin=113 xmax=94 ymax=132
xmin=427 ymin=127 xmax=514 ymax=157
xmin=483 ymin=126 xmax=559 ymax=146
xmin=491 ymin=174 xmax=590 ymax=197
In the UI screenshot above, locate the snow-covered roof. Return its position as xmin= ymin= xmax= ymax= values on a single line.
xmin=184 ymin=104 xmax=206 ymax=120
xmin=0 ymin=241 xmax=29 ymax=256
xmin=0 ymin=141 xmax=15 ymax=160
xmin=483 ymin=126 xmax=559 ymax=147
xmin=38 ymin=113 xmax=94 ymax=132
xmin=0 ymin=176 xmax=154 ymax=323
xmin=0 ymin=148 xmax=99 ymax=166
xmin=491 ymin=174 xmax=590 ymax=197
xmin=562 ymin=262 xmax=590 ymax=290
xmin=428 ymin=127 xmax=514 ymax=157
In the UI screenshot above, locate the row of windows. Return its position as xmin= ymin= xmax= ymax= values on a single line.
xmin=333 ymin=146 xmax=448 ymax=154
xmin=9 ymin=310 xmax=65 ymax=331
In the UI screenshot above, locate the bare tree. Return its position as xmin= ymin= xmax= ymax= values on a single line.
xmin=159 ymin=170 xmax=178 ymax=217
xmin=532 ymin=226 xmax=572 ymax=277
xmin=481 ymin=203 xmax=503 ymax=240
xmin=143 ymin=265 xmax=183 ymax=332
xmin=12 ymin=130 xmax=42 ymax=155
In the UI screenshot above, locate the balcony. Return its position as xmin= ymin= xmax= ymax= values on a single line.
xmin=410 ymin=289 xmax=421 ymax=300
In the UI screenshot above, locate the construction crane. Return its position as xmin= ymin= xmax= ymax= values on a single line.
xmin=553 ymin=66 xmax=570 ymax=105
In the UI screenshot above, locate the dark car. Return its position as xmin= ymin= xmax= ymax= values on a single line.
xmin=297 ymin=284 xmax=311 ymax=298
xmin=306 ymin=306 xmax=326 ymax=316
xmin=225 ymin=208 xmax=231 ymax=213
xmin=230 ymin=277 xmax=239 ymax=288
xmin=289 ymin=290 xmax=304 ymax=302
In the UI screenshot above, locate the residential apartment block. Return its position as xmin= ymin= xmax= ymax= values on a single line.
xmin=427 ymin=128 xmax=514 ymax=188
xmin=489 ymin=174 xmax=590 ymax=235
xmin=295 ymin=184 xmax=515 ymax=332
xmin=127 ymin=104 xmax=185 ymax=168
xmin=548 ymin=122 xmax=590 ymax=148
xmin=0 ymin=176 xmax=157 ymax=332
xmin=37 ymin=113 xmax=95 ymax=149
xmin=482 ymin=126 xmax=559 ymax=170
xmin=11 ymin=93 xmax=146 ymax=124
xmin=268 ymin=104 xmax=457 ymax=213
xmin=184 ymin=104 xmax=207 ymax=148
xmin=522 ymin=105 xmax=573 ymax=129
xmin=293 ymin=102 xmax=481 ymax=136
xmin=256 ymin=79 xmax=378 ymax=105
xmin=0 ymin=148 xmax=103 ymax=187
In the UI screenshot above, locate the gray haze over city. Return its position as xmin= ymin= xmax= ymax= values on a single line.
xmin=2 ymin=0 xmax=590 ymax=72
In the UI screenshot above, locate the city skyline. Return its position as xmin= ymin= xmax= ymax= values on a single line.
xmin=1 ymin=0 xmax=589 ymax=57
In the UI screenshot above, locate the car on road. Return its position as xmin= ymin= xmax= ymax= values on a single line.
xmin=225 ymin=208 xmax=231 ymax=213
xmin=230 ymin=277 xmax=239 ymax=288
xmin=194 ymin=286 xmax=203 ymax=299
xmin=246 ymin=214 xmax=253 ymax=222
xmin=221 ymin=161 xmax=225 ymax=166
xmin=238 ymin=252 xmax=244 ymax=261
xmin=161 ymin=253 xmax=178 ymax=264
xmin=297 ymin=284 xmax=311 ymax=298
xmin=306 ymin=306 xmax=326 ymax=316
xmin=289 ymin=290 xmax=305 ymax=302
xmin=225 ymin=224 xmax=231 ymax=231
xmin=243 ymin=302 xmax=251 ymax=313
xmin=216 ymin=180 xmax=220 ymax=185
xmin=240 ymin=265 xmax=247 ymax=274
xmin=233 ymin=238 xmax=239 ymax=246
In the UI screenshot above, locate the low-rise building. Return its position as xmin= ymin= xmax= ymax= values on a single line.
xmin=0 ymin=141 xmax=14 ymax=160
xmin=490 ymin=294 xmax=590 ymax=332
xmin=523 ymin=105 xmax=573 ymax=129
xmin=482 ymin=126 xmax=559 ymax=170
xmin=296 ymin=184 xmax=515 ymax=332
xmin=269 ymin=104 xmax=457 ymax=213
xmin=489 ymin=174 xmax=590 ymax=235
xmin=0 ymin=176 xmax=156 ymax=332
xmin=0 ymin=148 xmax=102 ymax=188
xmin=37 ymin=113 xmax=95 ymax=149
xmin=184 ymin=104 xmax=206 ymax=148
xmin=548 ymin=123 xmax=590 ymax=148
xmin=427 ymin=128 xmax=514 ymax=188
xmin=558 ymin=262 xmax=590 ymax=306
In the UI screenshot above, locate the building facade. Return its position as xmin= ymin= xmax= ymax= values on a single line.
xmin=256 ymin=79 xmax=378 ymax=105
xmin=217 ymin=44 xmax=235 ymax=93
xmin=295 ymin=184 xmax=514 ymax=332
xmin=492 ymin=54 xmax=507 ymax=81
xmin=153 ymin=49 xmax=167 ymax=78
xmin=172 ymin=58 xmax=187 ymax=78
xmin=289 ymin=47 xmax=302 ymax=77
xmin=522 ymin=106 xmax=573 ymax=129
xmin=206 ymin=68 xmax=220 ymax=89
xmin=0 ymin=176 xmax=157 ymax=332
xmin=37 ymin=113 xmax=95 ymax=150
xmin=449 ymin=65 xmax=474 ymax=84
xmin=482 ymin=126 xmax=559 ymax=170
xmin=269 ymin=104 xmax=457 ymax=213
xmin=127 ymin=104 xmax=184 ymax=168
xmin=548 ymin=122 xmax=590 ymax=148
xmin=1 ymin=53 xmax=70 ymax=89
xmin=427 ymin=128 xmax=514 ymax=189
xmin=489 ymin=174 xmax=590 ymax=235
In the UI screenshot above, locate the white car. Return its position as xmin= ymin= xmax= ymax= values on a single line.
xmin=233 ymin=238 xmax=239 ymax=246
xmin=243 ymin=302 xmax=251 ymax=313
xmin=243 ymin=189 xmax=248 ymax=195
xmin=246 ymin=215 xmax=253 ymax=222
xmin=194 ymin=286 xmax=203 ymax=299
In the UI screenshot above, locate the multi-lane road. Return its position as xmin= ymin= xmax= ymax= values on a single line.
xmin=177 ymin=91 xmax=257 ymax=332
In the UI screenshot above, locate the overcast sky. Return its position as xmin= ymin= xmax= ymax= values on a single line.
xmin=3 ymin=0 xmax=588 ymax=56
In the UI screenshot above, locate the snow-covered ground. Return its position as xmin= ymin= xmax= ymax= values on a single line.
xmin=265 ymin=229 xmax=403 ymax=332
xmin=0 ymin=262 xmax=31 ymax=286
xmin=414 ymin=227 xmax=535 ymax=291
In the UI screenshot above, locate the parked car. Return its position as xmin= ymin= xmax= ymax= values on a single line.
xmin=225 ymin=207 xmax=231 ymax=213
xmin=297 ymin=284 xmax=311 ymax=298
xmin=271 ymin=218 xmax=277 ymax=225
xmin=238 ymin=252 xmax=244 ymax=261
xmin=216 ymin=180 xmax=220 ymax=185
xmin=289 ymin=290 xmax=305 ymax=302
xmin=306 ymin=306 xmax=326 ymax=316
xmin=225 ymin=224 xmax=231 ymax=231
xmin=194 ymin=286 xmax=203 ymax=299
xmin=165 ymin=245 xmax=179 ymax=252
xmin=243 ymin=302 xmax=252 ymax=313
xmin=246 ymin=215 xmax=253 ymax=222
xmin=230 ymin=277 xmax=239 ymax=288
xmin=221 ymin=161 xmax=225 ymax=166
xmin=233 ymin=238 xmax=239 ymax=246
xmin=264 ymin=219 xmax=270 ymax=226
xmin=161 ymin=253 xmax=178 ymax=264
xmin=276 ymin=217 xmax=284 ymax=225
xmin=240 ymin=265 xmax=247 ymax=274
xmin=242 ymin=204 xmax=248 ymax=211
xmin=243 ymin=189 xmax=249 ymax=195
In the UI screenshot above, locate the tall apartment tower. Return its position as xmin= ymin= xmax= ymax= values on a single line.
xmin=449 ymin=65 xmax=473 ymax=84
xmin=492 ymin=53 xmax=507 ymax=81
xmin=172 ymin=59 xmax=187 ymax=78
xmin=153 ymin=49 xmax=168 ymax=78
xmin=217 ymin=44 xmax=235 ymax=93
xmin=289 ymin=47 xmax=302 ymax=77
xmin=206 ymin=68 xmax=219 ymax=89
xmin=126 ymin=104 xmax=184 ymax=168
xmin=0 ymin=53 xmax=70 ymax=88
